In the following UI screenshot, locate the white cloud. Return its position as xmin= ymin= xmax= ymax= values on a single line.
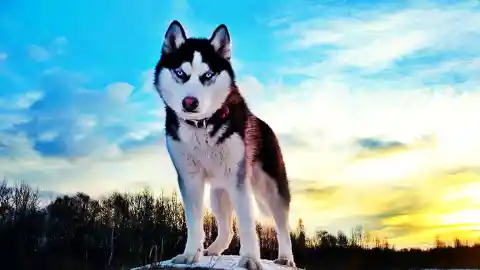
xmin=278 ymin=3 xmax=480 ymax=71
xmin=249 ymin=73 xmax=480 ymax=186
xmin=106 ymin=82 xmax=135 ymax=103
xmin=28 ymin=45 xmax=50 ymax=62
xmin=237 ymin=75 xmax=265 ymax=101
xmin=38 ymin=131 xmax=59 ymax=142
xmin=418 ymin=57 xmax=480 ymax=79
xmin=0 ymin=113 xmax=30 ymax=130
xmin=255 ymin=2 xmax=480 ymax=188
xmin=0 ymin=91 xmax=44 ymax=110
xmin=0 ymin=67 xmax=171 ymax=198
xmin=15 ymin=91 xmax=44 ymax=109
xmin=0 ymin=133 xmax=39 ymax=159
xmin=0 ymin=133 xmax=177 ymax=198
xmin=28 ymin=36 xmax=68 ymax=61
xmin=336 ymin=30 xmax=427 ymax=69
xmin=0 ymin=52 xmax=7 ymax=60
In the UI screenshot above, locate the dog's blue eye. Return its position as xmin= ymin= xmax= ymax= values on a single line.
xmin=204 ymin=71 xmax=214 ymax=79
xmin=174 ymin=68 xmax=184 ymax=77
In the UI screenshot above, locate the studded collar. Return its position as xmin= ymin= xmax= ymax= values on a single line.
xmin=181 ymin=105 xmax=230 ymax=129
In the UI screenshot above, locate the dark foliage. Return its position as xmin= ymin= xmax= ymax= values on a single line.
xmin=0 ymin=178 xmax=479 ymax=270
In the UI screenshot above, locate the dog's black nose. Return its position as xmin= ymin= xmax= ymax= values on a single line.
xmin=182 ymin=96 xmax=199 ymax=112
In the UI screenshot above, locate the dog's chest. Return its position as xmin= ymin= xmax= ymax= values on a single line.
xmin=178 ymin=124 xmax=244 ymax=178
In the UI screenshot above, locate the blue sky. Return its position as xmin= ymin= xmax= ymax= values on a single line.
xmin=1 ymin=0 xmax=480 ymax=246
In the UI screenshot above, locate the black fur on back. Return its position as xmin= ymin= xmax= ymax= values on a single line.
xmin=255 ymin=118 xmax=291 ymax=205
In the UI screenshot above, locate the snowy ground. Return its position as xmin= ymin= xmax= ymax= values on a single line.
xmin=130 ymin=256 xmax=476 ymax=270
xmin=130 ymin=255 xmax=300 ymax=270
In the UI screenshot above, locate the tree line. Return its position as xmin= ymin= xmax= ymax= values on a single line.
xmin=0 ymin=179 xmax=479 ymax=269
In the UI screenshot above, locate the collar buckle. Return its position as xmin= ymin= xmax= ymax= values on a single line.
xmin=182 ymin=105 xmax=229 ymax=129
xmin=185 ymin=119 xmax=207 ymax=128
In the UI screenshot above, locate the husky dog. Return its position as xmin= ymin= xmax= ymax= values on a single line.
xmin=154 ymin=20 xmax=295 ymax=270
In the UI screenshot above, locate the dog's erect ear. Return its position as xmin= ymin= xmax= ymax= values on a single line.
xmin=162 ymin=20 xmax=187 ymax=54
xmin=209 ymin=24 xmax=231 ymax=60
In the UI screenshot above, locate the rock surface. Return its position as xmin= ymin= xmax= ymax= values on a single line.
xmin=130 ymin=255 xmax=301 ymax=270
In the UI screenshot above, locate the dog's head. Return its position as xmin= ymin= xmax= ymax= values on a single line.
xmin=154 ymin=21 xmax=235 ymax=120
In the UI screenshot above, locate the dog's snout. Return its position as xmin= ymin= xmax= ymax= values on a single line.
xmin=182 ymin=96 xmax=199 ymax=112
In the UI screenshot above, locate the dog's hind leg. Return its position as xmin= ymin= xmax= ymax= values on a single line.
xmin=254 ymin=169 xmax=295 ymax=267
xmin=204 ymin=188 xmax=233 ymax=256
xmin=268 ymin=192 xmax=295 ymax=267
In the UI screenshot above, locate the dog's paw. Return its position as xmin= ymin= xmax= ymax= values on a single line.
xmin=203 ymin=240 xmax=228 ymax=256
xmin=170 ymin=251 xmax=201 ymax=265
xmin=238 ymin=255 xmax=263 ymax=270
xmin=202 ymin=249 xmax=220 ymax=256
xmin=273 ymin=256 xmax=296 ymax=267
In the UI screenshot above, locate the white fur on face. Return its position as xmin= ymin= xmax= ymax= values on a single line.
xmin=157 ymin=51 xmax=232 ymax=120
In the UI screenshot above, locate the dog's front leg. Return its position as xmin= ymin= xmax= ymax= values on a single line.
xmin=230 ymin=159 xmax=263 ymax=270
xmin=171 ymin=171 xmax=205 ymax=264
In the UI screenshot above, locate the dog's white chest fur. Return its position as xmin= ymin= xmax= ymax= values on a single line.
xmin=175 ymin=122 xmax=244 ymax=188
